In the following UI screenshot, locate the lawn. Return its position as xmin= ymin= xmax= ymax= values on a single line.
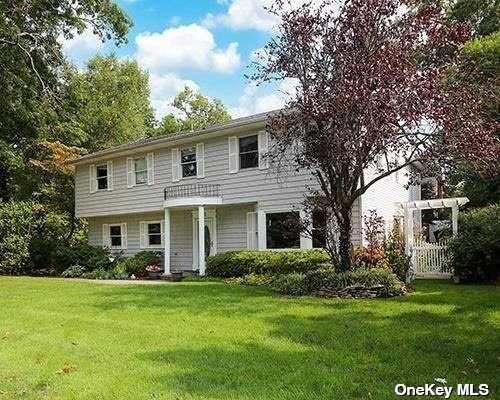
xmin=0 ymin=278 xmax=498 ymax=400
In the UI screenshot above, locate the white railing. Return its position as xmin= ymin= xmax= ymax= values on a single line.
xmin=411 ymin=239 xmax=453 ymax=277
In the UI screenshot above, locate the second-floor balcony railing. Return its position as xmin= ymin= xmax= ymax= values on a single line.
xmin=164 ymin=183 xmax=221 ymax=200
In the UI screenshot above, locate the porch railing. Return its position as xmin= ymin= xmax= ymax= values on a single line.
xmin=164 ymin=184 xmax=221 ymax=200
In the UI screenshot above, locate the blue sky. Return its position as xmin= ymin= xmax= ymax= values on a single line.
xmin=62 ymin=0 xmax=295 ymax=120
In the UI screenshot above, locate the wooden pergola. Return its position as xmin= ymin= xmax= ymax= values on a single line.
xmin=395 ymin=197 xmax=470 ymax=256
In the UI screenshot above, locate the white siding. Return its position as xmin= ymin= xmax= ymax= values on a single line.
xmin=360 ymin=166 xmax=411 ymax=245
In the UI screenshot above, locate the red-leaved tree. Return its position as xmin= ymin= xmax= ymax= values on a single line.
xmin=252 ymin=0 xmax=499 ymax=271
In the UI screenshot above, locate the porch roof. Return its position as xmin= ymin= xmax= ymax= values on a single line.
xmin=395 ymin=197 xmax=469 ymax=211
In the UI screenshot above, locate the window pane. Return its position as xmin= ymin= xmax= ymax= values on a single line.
xmin=96 ymin=165 xmax=107 ymax=178
xmin=135 ymin=170 xmax=147 ymax=184
xmin=110 ymin=226 xmax=121 ymax=236
xmin=181 ymin=148 xmax=196 ymax=163
xmin=266 ymin=212 xmax=300 ymax=249
xmin=149 ymin=234 xmax=161 ymax=245
xmin=239 ymin=136 xmax=258 ymax=153
xmin=97 ymin=177 xmax=108 ymax=190
xmin=111 ymin=236 xmax=122 ymax=246
xmin=312 ymin=209 xmax=327 ymax=249
xmin=240 ymin=152 xmax=258 ymax=169
xmin=135 ymin=157 xmax=147 ymax=171
xmin=148 ymin=223 xmax=161 ymax=234
xmin=182 ymin=163 xmax=197 ymax=177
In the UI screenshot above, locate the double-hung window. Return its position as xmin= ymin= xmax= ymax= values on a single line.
xmin=140 ymin=221 xmax=163 ymax=248
xmin=239 ymin=135 xmax=259 ymax=169
xmin=109 ymin=225 xmax=122 ymax=247
xmin=96 ymin=165 xmax=108 ymax=190
xmin=147 ymin=222 xmax=162 ymax=246
xmin=134 ymin=157 xmax=147 ymax=185
xmin=181 ymin=147 xmax=197 ymax=178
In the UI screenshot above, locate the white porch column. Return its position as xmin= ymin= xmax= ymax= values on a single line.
xmin=403 ymin=206 xmax=413 ymax=256
xmin=451 ymin=203 xmax=459 ymax=236
xmin=257 ymin=209 xmax=266 ymax=250
xmin=198 ymin=205 xmax=205 ymax=275
xmin=164 ymin=208 xmax=171 ymax=275
xmin=299 ymin=209 xmax=313 ymax=249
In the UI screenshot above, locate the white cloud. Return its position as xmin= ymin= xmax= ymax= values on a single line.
xmin=230 ymin=78 xmax=299 ymax=118
xmin=203 ymin=0 xmax=278 ymax=32
xmin=148 ymin=73 xmax=199 ymax=120
xmin=203 ymin=0 xmax=338 ymax=32
xmin=60 ymin=28 xmax=104 ymax=64
xmin=135 ymin=24 xmax=241 ymax=74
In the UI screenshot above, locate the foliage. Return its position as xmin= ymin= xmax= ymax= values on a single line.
xmin=0 ymin=0 xmax=132 ymax=200
xmin=227 ymin=273 xmax=275 ymax=286
xmin=252 ymin=0 xmax=499 ymax=271
xmin=61 ymin=265 xmax=87 ymax=278
xmin=115 ymin=251 xmax=161 ymax=277
xmin=271 ymin=273 xmax=309 ymax=295
xmin=305 ymin=268 xmax=406 ymax=297
xmin=0 ymin=202 xmax=63 ymax=274
xmin=155 ymin=86 xmax=231 ymax=135
xmin=448 ymin=205 xmax=500 ymax=282
xmin=206 ymin=250 xmax=330 ymax=278
xmin=65 ymin=55 xmax=155 ymax=151
xmin=54 ymin=243 xmax=117 ymax=274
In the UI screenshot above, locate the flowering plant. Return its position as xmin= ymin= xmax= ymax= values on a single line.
xmin=145 ymin=262 xmax=161 ymax=273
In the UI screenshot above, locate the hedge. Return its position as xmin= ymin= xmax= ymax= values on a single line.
xmin=206 ymin=249 xmax=330 ymax=278
xmin=448 ymin=205 xmax=500 ymax=282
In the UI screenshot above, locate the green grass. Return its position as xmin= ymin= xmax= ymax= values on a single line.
xmin=0 ymin=278 xmax=498 ymax=400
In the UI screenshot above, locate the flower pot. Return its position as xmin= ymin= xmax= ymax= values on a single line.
xmin=171 ymin=271 xmax=183 ymax=282
xmin=147 ymin=271 xmax=162 ymax=280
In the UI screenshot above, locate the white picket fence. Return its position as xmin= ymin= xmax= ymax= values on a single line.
xmin=411 ymin=239 xmax=453 ymax=278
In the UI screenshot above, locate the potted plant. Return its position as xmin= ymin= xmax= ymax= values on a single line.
xmin=145 ymin=262 xmax=162 ymax=279
xmin=170 ymin=270 xmax=183 ymax=282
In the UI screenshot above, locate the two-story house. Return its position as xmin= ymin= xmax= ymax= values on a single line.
xmin=72 ymin=112 xmax=419 ymax=275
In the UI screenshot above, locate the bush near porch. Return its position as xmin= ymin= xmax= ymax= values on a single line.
xmin=207 ymin=250 xmax=406 ymax=298
xmin=206 ymin=249 xmax=330 ymax=278
xmin=447 ymin=204 xmax=500 ymax=283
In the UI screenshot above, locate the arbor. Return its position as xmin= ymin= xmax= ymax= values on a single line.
xmin=253 ymin=0 xmax=499 ymax=270
xmin=65 ymin=54 xmax=155 ymax=151
xmin=156 ymin=87 xmax=231 ymax=135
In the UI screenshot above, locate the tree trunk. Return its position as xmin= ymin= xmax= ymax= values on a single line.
xmin=337 ymin=207 xmax=353 ymax=271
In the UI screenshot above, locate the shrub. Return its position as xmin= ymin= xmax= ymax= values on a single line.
xmin=61 ymin=265 xmax=87 ymax=278
xmin=271 ymin=273 xmax=309 ymax=295
xmin=116 ymin=251 xmax=161 ymax=276
xmin=206 ymin=249 xmax=330 ymax=278
xmin=305 ymin=268 xmax=405 ymax=297
xmin=448 ymin=205 xmax=500 ymax=282
xmin=110 ymin=263 xmax=129 ymax=280
xmin=228 ymin=273 xmax=275 ymax=286
xmin=54 ymin=243 xmax=116 ymax=273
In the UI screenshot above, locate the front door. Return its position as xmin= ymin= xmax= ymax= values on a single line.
xmin=193 ymin=214 xmax=216 ymax=269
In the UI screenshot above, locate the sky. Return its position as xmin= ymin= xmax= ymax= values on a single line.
xmin=61 ymin=0 xmax=295 ymax=121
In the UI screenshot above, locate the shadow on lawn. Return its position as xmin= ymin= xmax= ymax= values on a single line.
xmin=92 ymin=280 xmax=499 ymax=399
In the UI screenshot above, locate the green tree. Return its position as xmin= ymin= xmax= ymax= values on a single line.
xmin=65 ymin=54 xmax=155 ymax=151
xmin=0 ymin=0 xmax=132 ymax=200
xmin=156 ymin=87 xmax=231 ymax=135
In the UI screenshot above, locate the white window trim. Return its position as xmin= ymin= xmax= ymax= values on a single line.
xmin=134 ymin=156 xmax=148 ymax=186
xmin=238 ymin=133 xmax=259 ymax=171
xmin=180 ymin=146 xmax=197 ymax=179
xmin=95 ymin=164 xmax=108 ymax=191
xmin=140 ymin=220 xmax=164 ymax=249
xmin=107 ymin=223 xmax=127 ymax=250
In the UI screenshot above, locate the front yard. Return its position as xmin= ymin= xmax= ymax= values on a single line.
xmin=0 ymin=278 xmax=498 ymax=399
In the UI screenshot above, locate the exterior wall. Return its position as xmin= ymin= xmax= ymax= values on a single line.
xmin=75 ymin=127 xmax=314 ymax=219
xmin=88 ymin=204 xmax=254 ymax=270
xmin=360 ymin=166 xmax=411 ymax=245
